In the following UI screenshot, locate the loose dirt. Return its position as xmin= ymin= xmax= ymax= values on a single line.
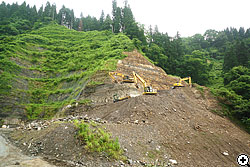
xmin=5 ymin=50 xmax=250 ymax=167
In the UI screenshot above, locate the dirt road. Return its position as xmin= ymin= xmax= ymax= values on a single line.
xmin=0 ymin=129 xmax=55 ymax=167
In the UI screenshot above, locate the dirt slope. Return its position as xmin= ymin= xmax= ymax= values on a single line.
xmin=76 ymin=50 xmax=250 ymax=166
xmin=5 ymin=50 xmax=250 ymax=167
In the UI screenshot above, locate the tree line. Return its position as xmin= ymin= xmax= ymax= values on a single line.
xmin=0 ymin=0 xmax=146 ymax=43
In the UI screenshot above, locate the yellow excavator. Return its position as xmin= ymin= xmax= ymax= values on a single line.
xmin=133 ymin=71 xmax=157 ymax=95
xmin=113 ymin=94 xmax=131 ymax=103
xmin=172 ymin=77 xmax=192 ymax=88
xmin=109 ymin=72 xmax=134 ymax=83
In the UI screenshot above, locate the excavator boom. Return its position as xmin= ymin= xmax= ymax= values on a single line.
xmin=133 ymin=71 xmax=157 ymax=95
xmin=173 ymin=77 xmax=192 ymax=88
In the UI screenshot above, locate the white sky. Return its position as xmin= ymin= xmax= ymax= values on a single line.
xmin=4 ymin=0 xmax=250 ymax=37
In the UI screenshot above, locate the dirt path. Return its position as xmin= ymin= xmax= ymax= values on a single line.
xmin=0 ymin=129 xmax=56 ymax=167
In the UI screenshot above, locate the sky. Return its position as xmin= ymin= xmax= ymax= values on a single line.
xmin=4 ymin=0 xmax=250 ymax=37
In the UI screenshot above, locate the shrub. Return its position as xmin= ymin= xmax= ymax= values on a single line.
xmin=74 ymin=120 xmax=125 ymax=160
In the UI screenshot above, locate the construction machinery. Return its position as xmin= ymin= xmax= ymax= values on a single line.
xmin=113 ymin=94 xmax=131 ymax=103
xmin=172 ymin=77 xmax=192 ymax=88
xmin=109 ymin=72 xmax=134 ymax=83
xmin=133 ymin=71 xmax=157 ymax=95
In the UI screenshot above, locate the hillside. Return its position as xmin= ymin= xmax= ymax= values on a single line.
xmin=0 ymin=24 xmax=250 ymax=167
xmin=0 ymin=23 xmax=134 ymax=122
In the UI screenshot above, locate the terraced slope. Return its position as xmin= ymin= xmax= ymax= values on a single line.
xmin=0 ymin=23 xmax=134 ymax=121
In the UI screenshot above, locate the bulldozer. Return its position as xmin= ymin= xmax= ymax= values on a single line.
xmin=109 ymin=72 xmax=134 ymax=83
xmin=172 ymin=77 xmax=192 ymax=89
xmin=133 ymin=71 xmax=157 ymax=95
xmin=113 ymin=94 xmax=131 ymax=103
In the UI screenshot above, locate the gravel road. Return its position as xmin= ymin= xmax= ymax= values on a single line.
xmin=0 ymin=129 xmax=56 ymax=167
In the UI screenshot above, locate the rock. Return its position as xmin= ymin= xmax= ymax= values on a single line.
xmin=148 ymin=139 xmax=153 ymax=143
xmin=37 ymin=127 xmax=41 ymax=131
xmin=139 ymin=161 xmax=146 ymax=165
xmin=120 ymin=161 xmax=125 ymax=165
xmin=66 ymin=104 xmax=72 ymax=108
xmin=173 ymin=108 xmax=177 ymax=112
xmin=169 ymin=159 xmax=177 ymax=165
xmin=156 ymin=146 xmax=161 ymax=151
xmin=222 ymin=151 xmax=229 ymax=156
xmin=127 ymin=159 xmax=133 ymax=165
xmin=2 ymin=125 xmax=7 ymax=128
xmin=14 ymin=162 xmax=20 ymax=165
xmin=134 ymin=120 xmax=139 ymax=124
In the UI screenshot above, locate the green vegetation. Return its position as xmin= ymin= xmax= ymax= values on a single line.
xmin=0 ymin=23 xmax=134 ymax=119
xmin=0 ymin=119 xmax=4 ymax=127
xmin=0 ymin=1 xmax=249 ymax=131
xmin=145 ymin=26 xmax=249 ymax=131
xmin=74 ymin=120 xmax=125 ymax=160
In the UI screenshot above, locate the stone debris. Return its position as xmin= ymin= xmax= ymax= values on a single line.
xmin=169 ymin=159 xmax=178 ymax=165
xmin=222 ymin=151 xmax=229 ymax=156
xmin=16 ymin=115 xmax=108 ymax=131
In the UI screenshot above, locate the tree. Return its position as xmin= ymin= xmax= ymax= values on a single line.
xmin=223 ymin=44 xmax=238 ymax=72
xmin=38 ymin=5 xmax=43 ymax=19
xmin=112 ymin=0 xmax=121 ymax=33
xmin=44 ymin=1 xmax=51 ymax=18
xmin=236 ymin=40 xmax=249 ymax=67
xmin=78 ymin=18 xmax=83 ymax=31
xmin=103 ymin=14 xmax=112 ymax=31
xmin=99 ymin=10 xmax=105 ymax=30
xmin=179 ymin=50 xmax=210 ymax=85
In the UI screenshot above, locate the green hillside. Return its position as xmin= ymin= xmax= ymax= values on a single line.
xmin=0 ymin=23 xmax=134 ymax=119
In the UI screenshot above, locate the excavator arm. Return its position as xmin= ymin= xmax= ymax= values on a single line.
xmin=133 ymin=71 xmax=157 ymax=95
xmin=173 ymin=77 xmax=192 ymax=88
xmin=109 ymin=72 xmax=118 ymax=83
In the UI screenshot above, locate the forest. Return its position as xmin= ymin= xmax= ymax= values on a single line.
xmin=0 ymin=1 xmax=249 ymax=130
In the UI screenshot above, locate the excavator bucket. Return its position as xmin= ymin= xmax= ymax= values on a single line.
xmin=113 ymin=94 xmax=131 ymax=103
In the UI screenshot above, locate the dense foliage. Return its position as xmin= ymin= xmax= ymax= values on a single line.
xmin=0 ymin=0 xmax=249 ymax=130
xmin=0 ymin=23 xmax=134 ymax=119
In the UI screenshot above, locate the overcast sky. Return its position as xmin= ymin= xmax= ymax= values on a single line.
xmin=4 ymin=0 xmax=250 ymax=37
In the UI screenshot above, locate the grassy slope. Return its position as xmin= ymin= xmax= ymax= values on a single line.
xmin=0 ymin=23 xmax=134 ymax=119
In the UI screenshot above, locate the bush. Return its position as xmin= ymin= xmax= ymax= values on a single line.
xmin=74 ymin=120 xmax=125 ymax=160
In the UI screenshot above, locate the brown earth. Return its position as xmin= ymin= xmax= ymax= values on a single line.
xmin=5 ymin=50 xmax=250 ymax=167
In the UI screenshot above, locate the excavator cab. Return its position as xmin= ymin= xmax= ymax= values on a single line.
xmin=122 ymin=75 xmax=134 ymax=83
xmin=143 ymin=86 xmax=157 ymax=95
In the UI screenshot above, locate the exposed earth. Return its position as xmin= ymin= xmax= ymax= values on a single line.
xmin=1 ymin=50 xmax=250 ymax=167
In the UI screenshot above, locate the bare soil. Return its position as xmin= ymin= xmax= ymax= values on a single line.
xmin=5 ymin=50 xmax=250 ymax=167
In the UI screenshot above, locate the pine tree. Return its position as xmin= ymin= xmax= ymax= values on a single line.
xmin=112 ymin=0 xmax=121 ymax=33
xmin=99 ymin=10 xmax=105 ymax=30
xmin=44 ymin=1 xmax=51 ymax=18
xmin=236 ymin=40 xmax=249 ymax=67
xmin=103 ymin=14 xmax=112 ymax=31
